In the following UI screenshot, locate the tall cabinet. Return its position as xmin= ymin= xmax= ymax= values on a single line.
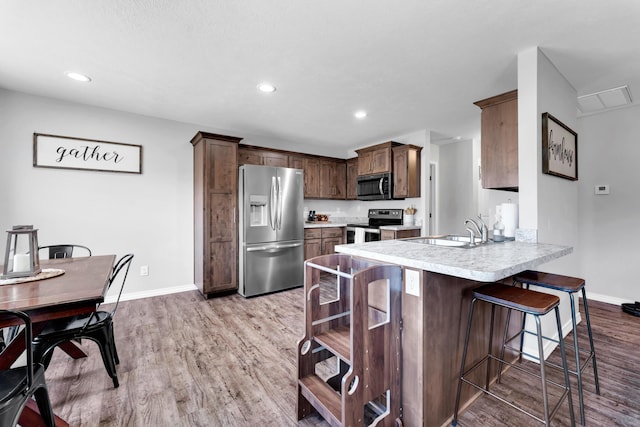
xmin=191 ymin=132 xmax=242 ymax=298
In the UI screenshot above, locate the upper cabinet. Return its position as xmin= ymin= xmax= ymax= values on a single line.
xmin=356 ymin=142 xmax=398 ymax=176
xmin=320 ymin=159 xmax=346 ymax=200
xmin=393 ymin=144 xmax=422 ymax=198
xmin=345 ymin=157 xmax=358 ymax=200
xmin=238 ymin=146 xmax=288 ymax=167
xmin=474 ymin=90 xmax=518 ymax=191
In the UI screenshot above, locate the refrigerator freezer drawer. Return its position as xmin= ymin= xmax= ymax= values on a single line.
xmin=239 ymin=240 xmax=303 ymax=297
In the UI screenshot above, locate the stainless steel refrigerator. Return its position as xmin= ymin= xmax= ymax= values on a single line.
xmin=238 ymin=165 xmax=304 ymax=297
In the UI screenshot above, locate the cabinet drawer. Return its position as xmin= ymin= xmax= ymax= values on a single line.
xmin=322 ymin=227 xmax=344 ymax=239
xmin=304 ymin=228 xmax=322 ymax=239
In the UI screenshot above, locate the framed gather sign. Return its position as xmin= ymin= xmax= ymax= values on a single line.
xmin=541 ymin=113 xmax=577 ymax=181
xmin=33 ymin=133 xmax=142 ymax=174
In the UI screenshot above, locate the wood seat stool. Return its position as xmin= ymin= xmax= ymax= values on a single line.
xmin=514 ymin=271 xmax=600 ymax=425
xmin=453 ymin=283 xmax=575 ymax=427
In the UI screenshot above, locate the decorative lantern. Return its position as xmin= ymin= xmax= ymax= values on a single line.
xmin=1 ymin=225 xmax=41 ymax=279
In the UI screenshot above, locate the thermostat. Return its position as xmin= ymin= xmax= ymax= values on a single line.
xmin=594 ymin=184 xmax=610 ymax=195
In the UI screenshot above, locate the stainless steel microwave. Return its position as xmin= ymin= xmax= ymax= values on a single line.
xmin=356 ymin=173 xmax=393 ymax=200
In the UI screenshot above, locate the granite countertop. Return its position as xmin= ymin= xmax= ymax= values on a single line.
xmin=304 ymin=222 xmax=348 ymax=228
xmin=379 ymin=225 xmax=422 ymax=231
xmin=335 ymin=239 xmax=572 ymax=282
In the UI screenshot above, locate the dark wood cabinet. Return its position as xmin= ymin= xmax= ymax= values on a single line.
xmin=356 ymin=142 xmax=397 ymax=176
xmin=393 ymin=144 xmax=422 ymax=198
xmin=238 ymin=146 xmax=288 ymax=167
xmin=380 ymin=228 xmax=420 ymax=240
xmin=288 ymin=154 xmax=305 ymax=170
xmin=304 ymin=227 xmax=345 ymax=260
xmin=474 ymin=90 xmax=518 ymax=191
xmin=191 ymin=131 xmax=242 ymax=298
xmin=303 ymin=157 xmax=321 ymax=198
xmin=346 ymin=157 xmax=358 ymax=200
xmin=320 ymin=159 xmax=346 ymax=199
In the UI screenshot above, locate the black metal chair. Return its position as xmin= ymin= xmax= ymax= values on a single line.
xmin=38 ymin=244 xmax=92 ymax=259
xmin=32 ymin=254 xmax=134 ymax=388
xmin=0 ymin=310 xmax=55 ymax=427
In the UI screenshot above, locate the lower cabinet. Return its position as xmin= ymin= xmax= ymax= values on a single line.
xmin=380 ymin=228 xmax=420 ymax=240
xmin=304 ymin=227 xmax=345 ymax=260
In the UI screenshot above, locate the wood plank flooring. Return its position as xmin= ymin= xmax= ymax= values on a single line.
xmin=43 ymin=288 xmax=640 ymax=426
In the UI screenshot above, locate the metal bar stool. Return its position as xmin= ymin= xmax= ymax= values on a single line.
xmin=453 ymin=283 xmax=575 ymax=427
xmin=514 ymin=271 xmax=600 ymax=425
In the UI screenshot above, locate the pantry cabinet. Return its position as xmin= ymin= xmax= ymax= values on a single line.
xmin=191 ymin=131 xmax=242 ymax=298
xmin=474 ymin=90 xmax=518 ymax=191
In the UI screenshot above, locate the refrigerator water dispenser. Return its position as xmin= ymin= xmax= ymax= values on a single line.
xmin=249 ymin=195 xmax=268 ymax=227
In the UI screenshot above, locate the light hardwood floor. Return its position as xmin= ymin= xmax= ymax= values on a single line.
xmin=43 ymin=288 xmax=640 ymax=426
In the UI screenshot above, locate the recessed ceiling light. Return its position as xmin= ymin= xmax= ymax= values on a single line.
xmin=65 ymin=72 xmax=92 ymax=82
xmin=257 ymin=83 xmax=276 ymax=93
xmin=354 ymin=111 xmax=367 ymax=119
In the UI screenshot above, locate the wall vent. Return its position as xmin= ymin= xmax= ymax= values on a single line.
xmin=577 ymin=85 xmax=632 ymax=113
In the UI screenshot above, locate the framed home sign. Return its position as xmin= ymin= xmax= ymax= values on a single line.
xmin=541 ymin=112 xmax=577 ymax=181
xmin=33 ymin=133 xmax=143 ymax=174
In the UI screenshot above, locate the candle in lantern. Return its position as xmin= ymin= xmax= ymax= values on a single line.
xmin=13 ymin=253 xmax=31 ymax=273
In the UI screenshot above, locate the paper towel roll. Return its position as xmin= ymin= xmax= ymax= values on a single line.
xmin=501 ymin=202 xmax=518 ymax=240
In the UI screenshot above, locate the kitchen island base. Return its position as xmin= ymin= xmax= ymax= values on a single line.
xmin=401 ymin=269 xmax=522 ymax=427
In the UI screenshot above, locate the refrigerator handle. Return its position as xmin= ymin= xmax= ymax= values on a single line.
xmin=269 ymin=176 xmax=277 ymax=230
xmin=277 ymin=176 xmax=283 ymax=230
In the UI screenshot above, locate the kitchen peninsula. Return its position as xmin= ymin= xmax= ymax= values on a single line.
xmin=334 ymin=239 xmax=572 ymax=427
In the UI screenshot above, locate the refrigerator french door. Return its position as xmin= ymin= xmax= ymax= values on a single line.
xmin=238 ymin=165 xmax=304 ymax=297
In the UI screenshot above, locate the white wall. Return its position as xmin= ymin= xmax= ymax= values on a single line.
xmin=435 ymin=139 xmax=475 ymax=235
xmin=0 ymin=89 xmax=198 ymax=298
xmin=577 ymin=104 xmax=640 ymax=303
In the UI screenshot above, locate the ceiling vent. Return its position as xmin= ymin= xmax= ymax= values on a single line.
xmin=577 ymin=85 xmax=633 ymax=113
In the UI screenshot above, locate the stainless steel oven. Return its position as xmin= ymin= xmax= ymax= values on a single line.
xmin=346 ymin=209 xmax=403 ymax=243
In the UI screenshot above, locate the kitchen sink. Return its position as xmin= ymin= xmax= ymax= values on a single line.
xmin=405 ymin=235 xmax=480 ymax=248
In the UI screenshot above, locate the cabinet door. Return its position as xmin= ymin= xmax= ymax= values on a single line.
xmin=322 ymin=236 xmax=342 ymax=255
xmin=346 ymin=158 xmax=358 ymax=200
xmin=371 ymin=147 xmax=391 ymax=174
xmin=304 ymin=239 xmax=322 ymax=261
xmin=238 ymin=147 xmax=262 ymax=165
xmin=304 ymin=158 xmax=321 ymax=198
xmin=475 ymin=90 xmax=518 ymax=190
xmin=393 ymin=148 xmax=409 ymax=198
xmin=263 ymin=151 xmax=288 ymax=167
xmin=357 ymin=150 xmax=374 ymax=175
xmin=320 ymin=160 xmax=347 ymax=199
xmin=334 ymin=161 xmax=346 ymax=199
xmin=380 ymin=230 xmax=396 ymax=241
xmin=289 ymin=155 xmax=305 ymax=170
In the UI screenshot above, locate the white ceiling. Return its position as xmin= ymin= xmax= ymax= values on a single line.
xmin=1 ymin=1 xmax=639 ymax=153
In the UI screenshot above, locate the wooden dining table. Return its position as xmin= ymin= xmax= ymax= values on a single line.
xmin=0 ymin=254 xmax=116 ymax=427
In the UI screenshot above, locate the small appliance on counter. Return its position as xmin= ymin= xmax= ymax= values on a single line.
xmin=346 ymin=209 xmax=403 ymax=243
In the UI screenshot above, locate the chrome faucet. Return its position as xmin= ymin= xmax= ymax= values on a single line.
xmin=465 ymin=214 xmax=488 ymax=244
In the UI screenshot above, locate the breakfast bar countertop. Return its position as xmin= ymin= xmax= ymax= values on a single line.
xmin=335 ymin=239 xmax=572 ymax=282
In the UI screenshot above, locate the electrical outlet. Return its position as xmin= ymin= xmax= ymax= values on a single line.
xmin=140 ymin=265 xmax=149 ymax=276
xmin=405 ymin=269 xmax=420 ymax=297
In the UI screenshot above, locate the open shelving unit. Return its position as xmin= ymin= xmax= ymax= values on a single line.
xmin=297 ymin=254 xmax=403 ymax=427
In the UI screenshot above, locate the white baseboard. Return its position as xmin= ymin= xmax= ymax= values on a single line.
xmin=584 ymin=291 xmax=629 ymax=307
xmin=104 ymin=283 xmax=198 ymax=304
